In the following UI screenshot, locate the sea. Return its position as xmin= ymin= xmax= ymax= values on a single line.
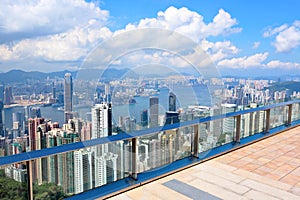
xmin=3 ymin=85 xmax=216 ymax=129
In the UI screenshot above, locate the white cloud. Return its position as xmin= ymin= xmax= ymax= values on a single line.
xmin=217 ymin=52 xmax=300 ymax=69
xmin=0 ymin=45 xmax=14 ymax=60
xmin=120 ymin=6 xmax=241 ymax=42
xmin=217 ymin=52 xmax=269 ymax=68
xmin=263 ymin=21 xmax=300 ymax=53
xmin=0 ymin=5 xmax=242 ymax=72
xmin=0 ymin=26 xmax=112 ymax=62
xmin=0 ymin=0 xmax=109 ymax=43
xmin=266 ymin=60 xmax=300 ymax=69
xmin=263 ymin=24 xmax=288 ymax=38
xmin=252 ymin=42 xmax=260 ymax=49
xmin=200 ymin=40 xmax=239 ymax=62
xmin=273 ymin=25 xmax=300 ymax=53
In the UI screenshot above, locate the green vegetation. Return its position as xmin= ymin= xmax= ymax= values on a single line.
xmin=34 ymin=183 xmax=68 ymax=200
xmin=0 ymin=169 xmax=27 ymax=200
xmin=0 ymin=169 xmax=68 ymax=200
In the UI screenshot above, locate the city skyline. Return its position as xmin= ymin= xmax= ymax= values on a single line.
xmin=0 ymin=0 xmax=299 ymax=77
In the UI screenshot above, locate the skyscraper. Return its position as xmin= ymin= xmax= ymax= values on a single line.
xmin=4 ymin=86 xmax=13 ymax=105
xmin=0 ymin=85 xmax=4 ymax=101
xmin=149 ymin=97 xmax=159 ymax=127
xmin=169 ymin=92 xmax=176 ymax=112
xmin=140 ymin=109 xmax=148 ymax=127
xmin=91 ymin=102 xmax=112 ymax=139
xmin=64 ymin=73 xmax=73 ymax=123
xmin=0 ymin=101 xmax=3 ymax=136
xmin=30 ymin=107 xmax=41 ymax=118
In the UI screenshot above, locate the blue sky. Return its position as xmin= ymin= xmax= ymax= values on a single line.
xmin=0 ymin=0 xmax=300 ymax=77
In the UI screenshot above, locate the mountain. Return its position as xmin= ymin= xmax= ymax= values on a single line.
xmin=0 ymin=68 xmax=131 ymax=84
xmin=267 ymin=81 xmax=300 ymax=93
xmin=0 ymin=69 xmax=76 ymax=84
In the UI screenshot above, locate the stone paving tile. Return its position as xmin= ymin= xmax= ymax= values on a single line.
xmin=243 ymin=190 xmax=280 ymax=200
xmin=109 ymin=193 xmax=133 ymax=200
xmin=194 ymin=163 xmax=245 ymax=183
xmin=289 ymin=186 xmax=300 ymax=196
xmin=229 ymin=159 xmax=249 ymax=169
xmin=240 ymin=179 xmax=299 ymax=200
xmin=280 ymin=174 xmax=300 ymax=186
xmin=189 ymin=179 xmax=249 ymax=200
xmin=292 ymin=167 xmax=300 ymax=176
xmin=125 ymin=187 xmax=163 ymax=200
xmin=233 ymin=169 xmax=292 ymax=191
xmin=143 ymin=182 xmax=192 ymax=200
xmin=205 ymin=160 xmax=238 ymax=172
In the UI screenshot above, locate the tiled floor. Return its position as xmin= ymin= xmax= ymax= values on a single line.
xmin=107 ymin=126 xmax=300 ymax=200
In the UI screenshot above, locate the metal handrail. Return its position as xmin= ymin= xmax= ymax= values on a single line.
xmin=1 ymin=99 xmax=299 ymax=167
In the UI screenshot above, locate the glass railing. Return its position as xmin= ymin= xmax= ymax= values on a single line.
xmin=0 ymin=100 xmax=300 ymax=199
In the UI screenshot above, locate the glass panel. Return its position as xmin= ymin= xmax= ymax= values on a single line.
xmin=292 ymin=103 xmax=300 ymax=121
xmin=220 ymin=117 xmax=235 ymax=145
xmin=240 ymin=110 xmax=266 ymax=138
xmin=23 ymin=140 xmax=131 ymax=197
xmin=137 ymin=127 xmax=192 ymax=173
xmin=270 ymin=106 xmax=286 ymax=128
xmin=198 ymin=122 xmax=213 ymax=153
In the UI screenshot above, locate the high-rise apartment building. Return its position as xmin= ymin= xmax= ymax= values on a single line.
xmin=149 ymin=97 xmax=159 ymax=127
xmin=221 ymin=104 xmax=237 ymax=139
xmin=64 ymin=73 xmax=73 ymax=123
xmin=91 ymin=102 xmax=112 ymax=139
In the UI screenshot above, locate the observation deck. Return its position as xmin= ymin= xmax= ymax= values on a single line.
xmin=108 ymin=126 xmax=300 ymax=200
xmin=0 ymin=100 xmax=299 ymax=199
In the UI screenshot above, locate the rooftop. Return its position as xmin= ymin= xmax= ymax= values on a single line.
xmin=107 ymin=126 xmax=300 ymax=200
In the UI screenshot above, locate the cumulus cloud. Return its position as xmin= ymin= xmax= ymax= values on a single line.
xmin=0 ymin=4 xmax=242 ymax=72
xmin=200 ymin=40 xmax=239 ymax=62
xmin=266 ymin=60 xmax=300 ymax=69
xmin=0 ymin=26 xmax=112 ymax=62
xmin=263 ymin=24 xmax=288 ymax=38
xmin=119 ymin=6 xmax=241 ymax=42
xmin=217 ymin=52 xmax=269 ymax=68
xmin=0 ymin=0 xmax=109 ymax=43
xmin=263 ymin=21 xmax=300 ymax=53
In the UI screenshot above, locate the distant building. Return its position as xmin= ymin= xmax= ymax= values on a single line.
xmin=64 ymin=73 xmax=73 ymax=122
xmin=0 ymin=85 xmax=4 ymax=101
xmin=165 ymin=111 xmax=180 ymax=125
xmin=221 ymin=104 xmax=237 ymax=136
xmin=149 ymin=97 xmax=159 ymax=127
xmin=0 ymin=101 xmax=3 ymax=136
xmin=30 ymin=107 xmax=41 ymax=118
xmin=91 ymin=102 xmax=112 ymax=139
xmin=169 ymin=92 xmax=176 ymax=112
xmin=52 ymin=82 xmax=56 ymax=99
xmin=4 ymin=86 xmax=13 ymax=105
xmin=140 ymin=109 xmax=148 ymax=127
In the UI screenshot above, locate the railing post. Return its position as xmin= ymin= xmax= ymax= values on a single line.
xmin=26 ymin=160 xmax=33 ymax=200
xmin=265 ymin=109 xmax=270 ymax=133
xmin=235 ymin=115 xmax=241 ymax=143
xmin=131 ymin=138 xmax=137 ymax=180
xmin=287 ymin=104 xmax=292 ymax=125
xmin=193 ymin=124 xmax=199 ymax=158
